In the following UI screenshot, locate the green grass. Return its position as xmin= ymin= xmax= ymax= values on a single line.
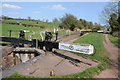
xmin=1 ymin=23 xmax=44 ymax=39
xmin=0 ymin=41 xmax=11 ymax=44
xmin=103 ymin=34 xmax=106 ymax=43
xmin=73 ymin=33 xmax=108 ymax=60
xmin=1 ymin=19 xmax=79 ymax=39
xmin=3 ymin=33 xmax=110 ymax=79
xmin=1 ymin=23 xmax=79 ymax=40
xmin=1 ymin=19 xmax=59 ymax=39
xmin=108 ymin=34 xmax=120 ymax=48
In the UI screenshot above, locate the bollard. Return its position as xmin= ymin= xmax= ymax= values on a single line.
xmin=50 ymin=70 xmax=55 ymax=76
xmin=9 ymin=30 xmax=12 ymax=37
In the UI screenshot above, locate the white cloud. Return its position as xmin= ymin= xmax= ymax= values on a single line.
xmin=42 ymin=4 xmax=66 ymax=11
xmin=2 ymin=4 xmax=22 ymax=9
xmin=51 ymin=4 xmax=66 ymax=10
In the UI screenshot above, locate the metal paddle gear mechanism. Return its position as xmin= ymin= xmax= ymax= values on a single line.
xmin=0 ymin=30 xmax=94 ymax=55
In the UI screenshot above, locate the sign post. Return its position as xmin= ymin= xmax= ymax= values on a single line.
xmin=59 ymin=43 xmax=94 ymax=55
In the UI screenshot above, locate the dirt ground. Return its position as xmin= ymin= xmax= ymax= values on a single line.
xmin=93 ymin=34 xmax=119 ymax=79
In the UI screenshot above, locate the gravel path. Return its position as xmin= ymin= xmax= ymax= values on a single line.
xmin=94 ymin=34 xmax=119 ymax=79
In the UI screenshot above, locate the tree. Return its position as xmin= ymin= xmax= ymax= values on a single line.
xmin=79 ymin=19 xmax=88 ymax=29
xmin=59 ymin=13 xmax=78 ymax=31
xmin=53 ymin=18 xmax=59 ymax=23
xmin=109 ymin=13 xmax=119 ymax=31
xmin=100 ymin=2 xmax=118 ymax=25
xmin=77 ymin=19 xmax=94 ymax=29
xmin=59 ymin=23 xmax=67 ymax=29
xmin=100 ymin=2 xmax=119 ymax=32
xmin=46 ymin=19 xmax=49 ymax=22
xmin=77 ymin=20 xmax=83 ymax=29
xmin=83 ymin=20 xmax=87 ymax=29
xmin=117 ymin=1 xmax=120 ymax=26
xmin=88 ymin=22 xmax=93 ymax=29
xmin=28 ymin=16 xmax=31 ymax=21
xmin=70 ymin=24 xmax=76 ymax=31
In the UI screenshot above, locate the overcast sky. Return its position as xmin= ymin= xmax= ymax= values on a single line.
xmin=1 ymin=2 xmax=111 ymax=25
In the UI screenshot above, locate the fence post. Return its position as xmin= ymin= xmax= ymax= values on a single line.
xmin=9 ymin=30 xmax=12 ymax=37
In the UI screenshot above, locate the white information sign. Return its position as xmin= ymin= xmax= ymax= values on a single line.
xmin=59 ymin=43 xmax=94 ymax=55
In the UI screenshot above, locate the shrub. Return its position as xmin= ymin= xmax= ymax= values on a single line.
xmin=21 ymin=23 xmax=45 ymax=28
xmin=112 ymin=31 xmax=120 ymax=38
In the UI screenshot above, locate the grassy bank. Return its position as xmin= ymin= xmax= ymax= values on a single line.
xmin=1 ymin=23 xmax=79 ymax=39
xmin=57 ymin=33 xmax=110 ymax=78
xmin=1 ymin=23 xmax=44 ymax=38
xmin=3 ymin=33 xmax=110 ymax=79
xmin=3 ymin=19 xmax=59 ymax=28
xmin=108 ymin=34 xmax=120 ymax=48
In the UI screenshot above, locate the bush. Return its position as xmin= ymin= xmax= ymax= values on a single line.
xmin=112 ymin=31 xmax=120 ymax=38
xmin=21 ymin=23 xmax=45 ymax=28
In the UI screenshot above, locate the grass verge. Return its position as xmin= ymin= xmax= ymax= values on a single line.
xmin=108 ymin=34 xmax=120 ymax=48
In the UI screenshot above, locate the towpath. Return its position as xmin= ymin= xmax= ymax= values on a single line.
xmin=94 ymin=34 xmax=119 ymax=79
